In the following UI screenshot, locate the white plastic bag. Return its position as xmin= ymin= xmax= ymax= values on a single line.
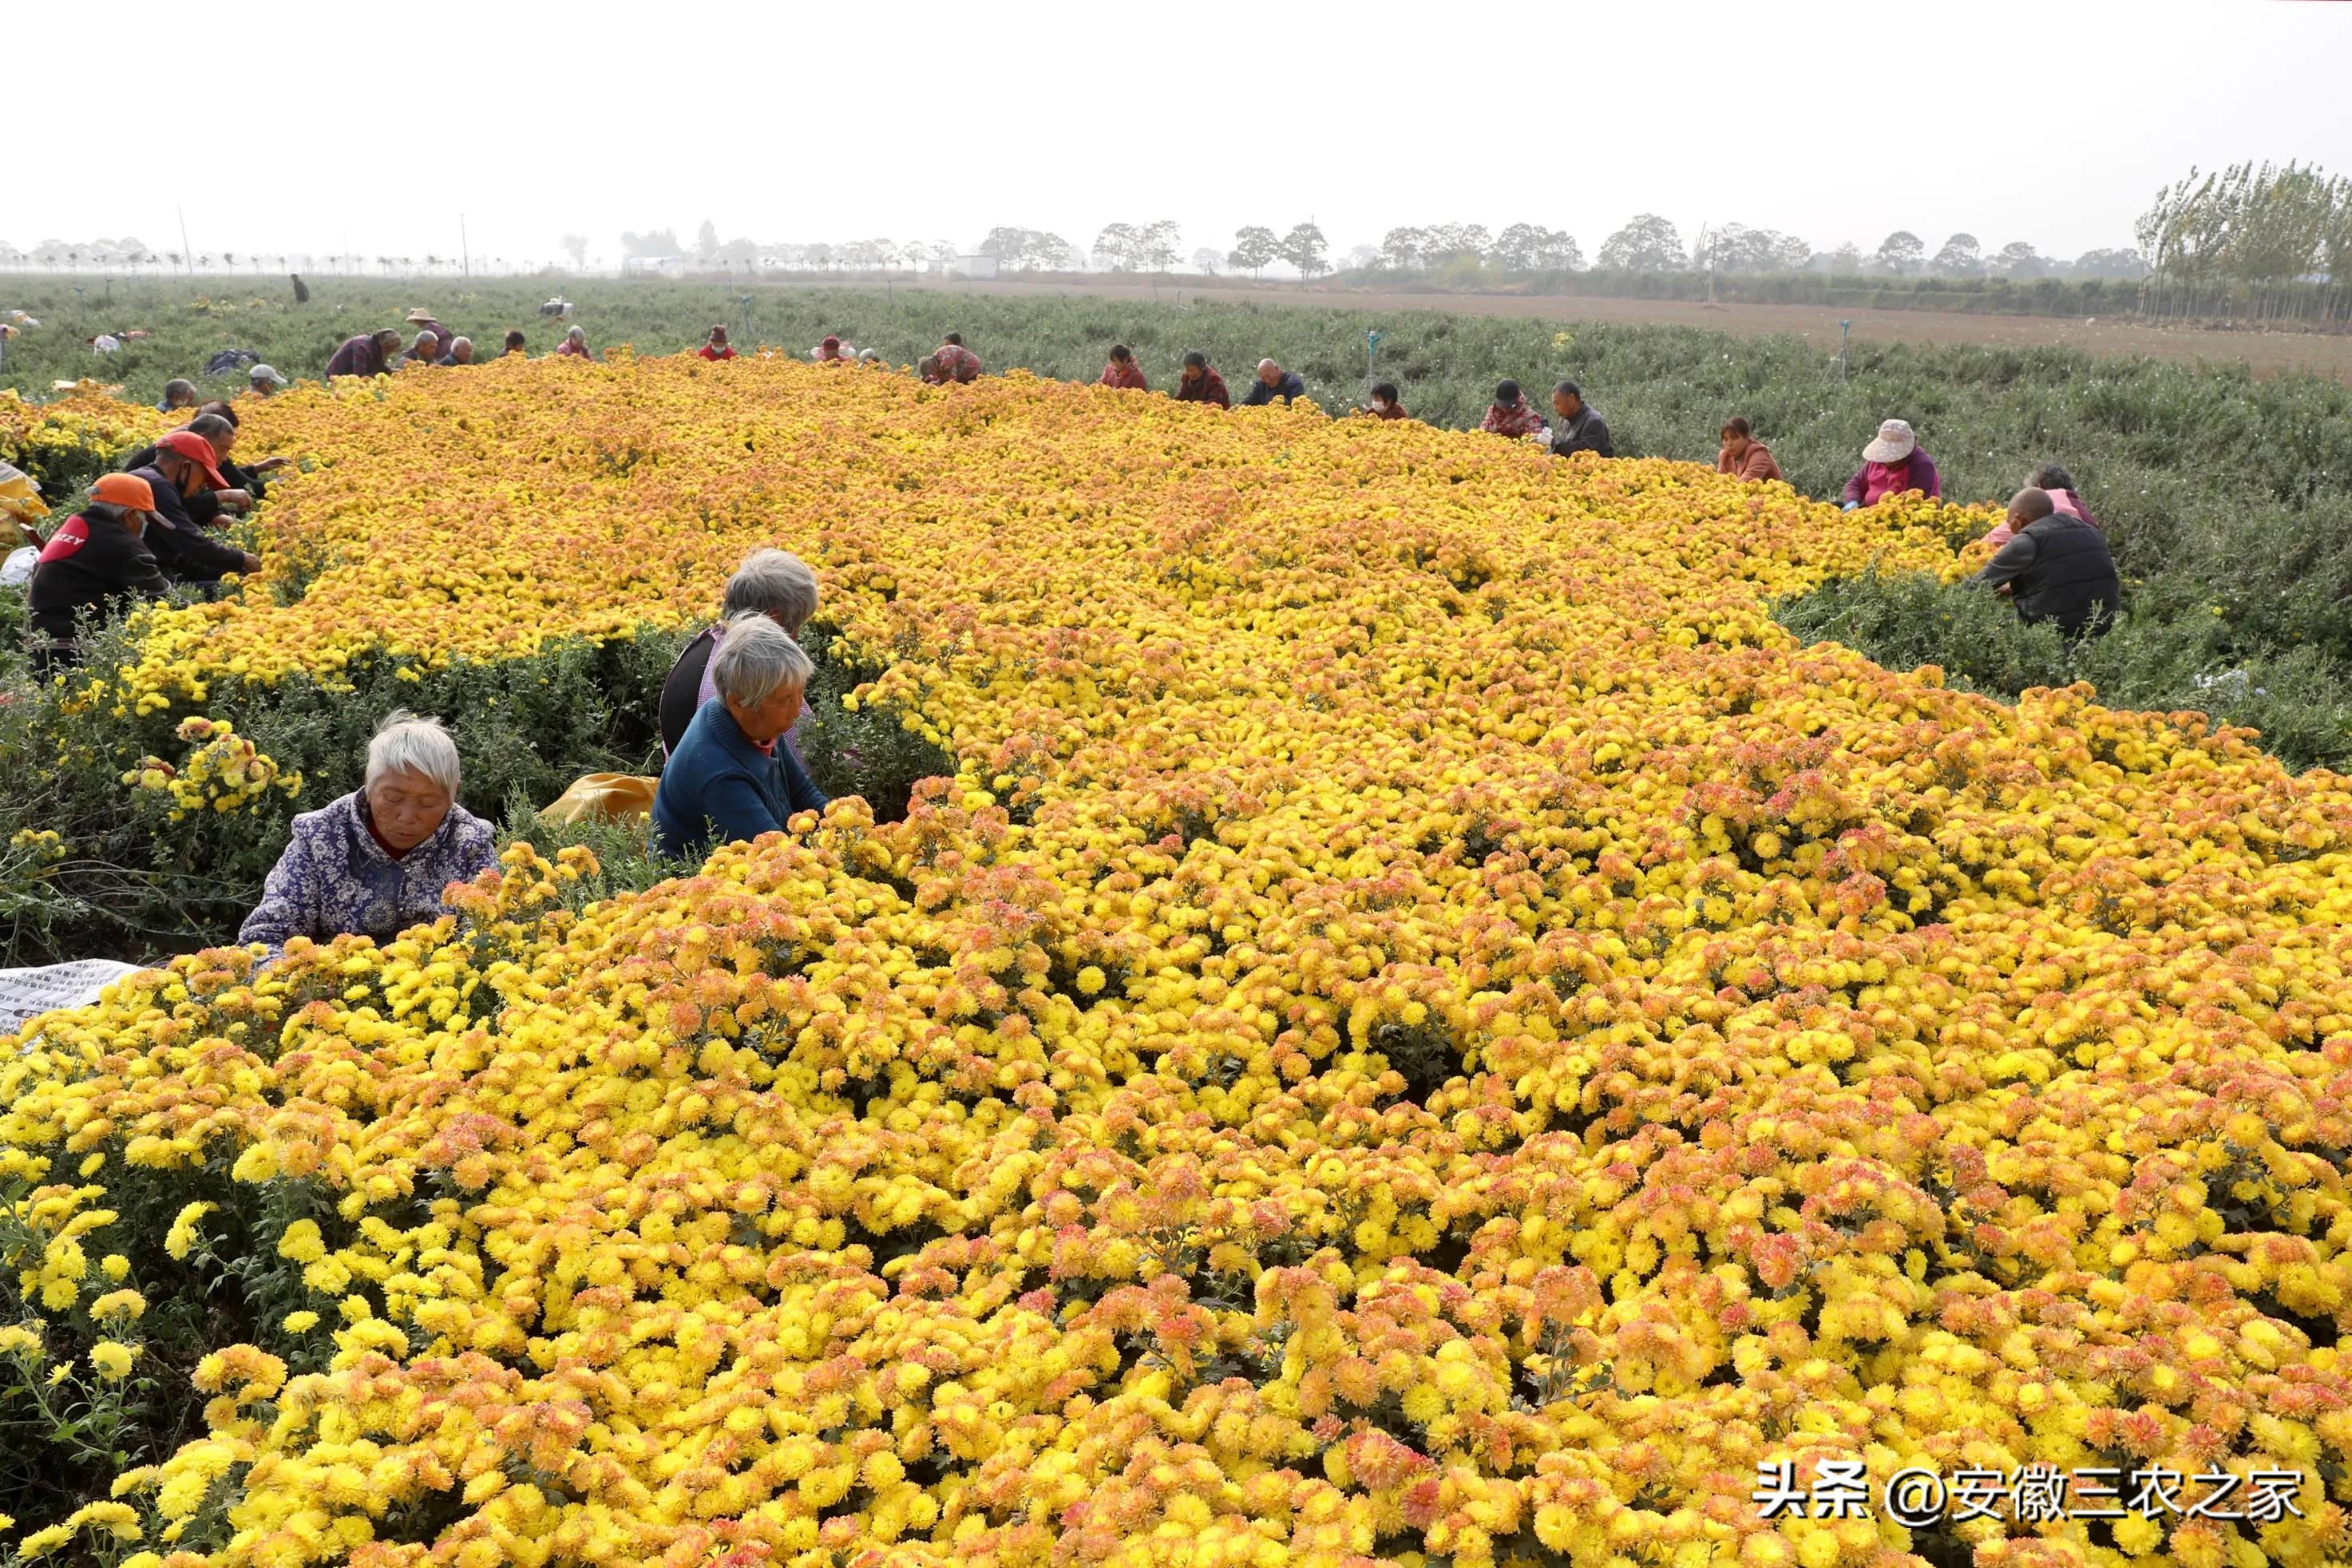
xmin=1 ymin=960 xmax=149 ymax=1037
xmin=2 ymin=545 xmax=37 ymax=587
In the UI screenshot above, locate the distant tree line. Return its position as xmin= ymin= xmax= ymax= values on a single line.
xmin=2136 ymin=160 xmax=2352 ymax=322
xmin=16 ymin=160 xmax=2351 ymax=325
xmin=0 ymin=239 xmax=515 ymax=276
xmin=1339 ymin=213 xmax=2149 ymax=286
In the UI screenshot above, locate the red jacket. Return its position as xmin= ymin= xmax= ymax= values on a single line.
xmin=1099 ymin=359 xmax=1147 ymax=390
xmin=1174 ymin=368 xmax=1229 ymax=408
xmin=934 ymin=343 xmax=982 ymax=382
xmin=1480 ymin=398 xmax=1546 ymax=438
xmin=698 ymin=344 xmax=736 ymax=361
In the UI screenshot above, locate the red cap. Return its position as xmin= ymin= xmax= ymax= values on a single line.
xmin=91 ymin=473 xmax=156 ymax=511
xmin=157 ymin=429 xmax=228 ymax=488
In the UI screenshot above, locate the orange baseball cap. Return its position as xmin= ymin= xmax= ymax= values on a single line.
xmin=156 ymin=429 xmax=228 ymax=488
xmin=90 ymin=473 xmax=157 ymax=512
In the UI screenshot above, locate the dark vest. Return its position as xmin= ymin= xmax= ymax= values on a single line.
xmin=2013 ymin=515 xmax=2121 ymax=636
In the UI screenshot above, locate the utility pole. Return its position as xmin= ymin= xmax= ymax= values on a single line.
xmin=461 ymin=214 xmax=471 ymax=279
xmin=177 ymin=206 xmax=194 ymax=275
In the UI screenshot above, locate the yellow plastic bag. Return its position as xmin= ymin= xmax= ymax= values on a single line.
xmin=0 ymin=461 xmax=46 ymax=526
xmin=540 ymin=773 xmax=658 ymax=826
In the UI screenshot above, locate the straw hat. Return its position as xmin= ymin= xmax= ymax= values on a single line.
xmin=406 ymin=307 xmax=438 ymax=324
xmin=1863 ymin=419 xmax=1917 ymax=464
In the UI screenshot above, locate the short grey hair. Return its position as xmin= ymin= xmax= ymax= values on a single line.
xmin=722 ymin=548 xmax=819 ymax=630
xmin=711 ymin=614 xmax=814 ymax=708
xmin=366 ymin=709 xmax=461 ymax=796
xmin=449 ymin=336 xmax=473 ymax=354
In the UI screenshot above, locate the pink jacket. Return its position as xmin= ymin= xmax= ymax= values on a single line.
xmin=1982 ymin=486 xmax=2099 ymax=549
xmin=1842 ymin=449 xmax=1940 ymax=507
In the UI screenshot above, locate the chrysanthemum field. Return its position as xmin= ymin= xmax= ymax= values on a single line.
xmin=7 ymin=357 xmax=2352 ymax=1568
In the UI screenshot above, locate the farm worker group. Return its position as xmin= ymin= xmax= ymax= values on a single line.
xmin=22 ymin=305 xmax=2126 ymax=952
xmin=224 ymin=547 xmax=835 ymax=962
xmin=1481 ymin=379 xmax=1613 ymax=458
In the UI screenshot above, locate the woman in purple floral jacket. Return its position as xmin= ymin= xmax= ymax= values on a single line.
xmin=238 ymin=711 xmax=497 ymax=962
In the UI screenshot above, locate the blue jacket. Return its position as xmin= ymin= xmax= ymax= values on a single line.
xmin=1238 ymin=370 xmax=1306 ymax=406
xmin=653 ymin=697 xmax=828 ymax=860
xmin=237 ymin=791 xmax=497 ymax=963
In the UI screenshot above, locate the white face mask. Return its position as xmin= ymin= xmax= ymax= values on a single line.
xmin=1370 ymin=400 xmax=1389 ymax=413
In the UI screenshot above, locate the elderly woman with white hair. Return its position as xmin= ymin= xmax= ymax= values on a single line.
xmin=658 ymin=548 xmax=822 ymax=759
xmin=237 ymin=711 xmax=497 ymax=960
xmin=653 ymin=615 xmax=829 ymax=860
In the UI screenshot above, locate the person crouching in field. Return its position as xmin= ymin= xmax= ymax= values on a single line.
xmin=1099 ymin=344 xmax=1147 ymax=390
xmin=125 ymin=431 xmax=260 ymax=587
xmin=699 ymin=326 xmax=736 ymax=361
xmin=1364 ymin=382 xmax=1410 ymax=421
xmin=1716 ymin=417 xmax=1783 ymax=483
xmin=1970 ymin=488 xmax=2120 ymax=639
xmin=238 ymin=711 xmax=497 ymax=965
xmin=439 ymin=337 xmax=476 ymax=366
xmin=659 ymin=548 xmax=821 ymax=761
xmin=1982 ymin=462 xmax=2101 ymax=548
xmin=653 ymin=616 xmax=829 ymax=861
xmin=815 ymin=335 xmax=853 ymax=363
xmin=1174 ymin=353 xmax=1229 ymax=408
xmin=26 ymin=473 xmax=171 ymax=672
xmin=1841 ymin=419 xmax=1939 ymax=508
xmin=502 ymin=331 xmax=529 ymax=358
xmin=326 ymin=328 xmax=404 ymax=379
xmin=933 ymin=333 xmax=983 ymax=383
xmin=556 ymin=325 xmax=595 ymax=359
xmin=1481 ymin=380 xmax=1547 ymax=439
xmin=1240 ymin=359 xmax=1305 ymax=407
xmin=1544 ymin=382 xmax=1614 ymax=458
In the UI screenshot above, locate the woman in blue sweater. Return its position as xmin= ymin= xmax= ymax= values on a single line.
xmin=652 ymin=613 xmax=828 ymax=860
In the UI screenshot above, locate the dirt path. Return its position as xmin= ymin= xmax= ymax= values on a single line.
xmin=803 ymin=276 xmax=2352 ymax=381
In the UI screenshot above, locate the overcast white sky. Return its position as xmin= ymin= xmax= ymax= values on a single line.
xmin=10 ymin=0 xmax=2348 ymax=269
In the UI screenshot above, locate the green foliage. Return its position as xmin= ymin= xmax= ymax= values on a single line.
xmin=490 ymin=797 xmax=689 ymax=910
xmin=0 ymin=1152 xmax=333 ymax=1550
xmin=1775 ymin=570 xmax=2352 ymax=773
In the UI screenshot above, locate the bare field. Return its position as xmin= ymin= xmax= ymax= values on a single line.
xmin=810 ymin=276 xmax=2352 ymax=381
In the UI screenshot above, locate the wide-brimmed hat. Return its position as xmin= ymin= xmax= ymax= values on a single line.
xmin=1863 ymin=419 xmax=1917 ymax=464
xmin=406 ymin=307 xmax=438 ymax=324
